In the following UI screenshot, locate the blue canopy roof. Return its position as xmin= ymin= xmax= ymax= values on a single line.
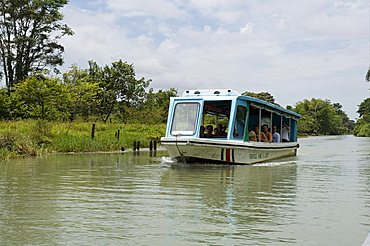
xmin=239 ymin=95 xmax=302 ymax=119
xmin=176 ymin=89 xmax=301 ymax=119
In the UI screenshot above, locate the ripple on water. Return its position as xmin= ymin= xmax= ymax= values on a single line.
xmin=0 ymin=137 xmax=369 ymax=245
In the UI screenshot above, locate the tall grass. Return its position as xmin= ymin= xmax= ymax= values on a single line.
xmin=0 ymin=120 xmax=166 ymax=159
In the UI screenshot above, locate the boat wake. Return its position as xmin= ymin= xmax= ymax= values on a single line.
xmin=253 ymin=160 xmax=296 ymax=167
xmin=161 ymin=157 xmax=176 ymax=164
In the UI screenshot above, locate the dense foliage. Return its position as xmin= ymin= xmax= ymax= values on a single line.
xmin=292 ymin=98 xmax=354 ymax=135
xmin=354 ymin=98 xmax=370 ymax=137
xmin=0 ymin=60 xmax=177 ymax=123
xmin=353 ymin=69 xmax=370 ymax=137
xmin=242 ymin=91 xmax=277 ymax=104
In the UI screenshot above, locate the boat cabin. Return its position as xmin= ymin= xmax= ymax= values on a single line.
xmin=165 ymin=89 xmax=301 ymax=143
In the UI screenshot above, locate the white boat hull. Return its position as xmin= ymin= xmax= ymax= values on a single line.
xmin=161 ymin=137 xmax=299 ymax=165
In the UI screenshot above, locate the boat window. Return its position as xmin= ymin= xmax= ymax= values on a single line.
xmin=247 ymin=104 xmax=298 ymax=143
xmin=247 ymin=106 xmax=259 ymax=141
xmin=248 ymin=106 xmax=273 ymax=142
xmin=233 ymin=105 xmax=247 ymax=139
xmin=201 ymin=100 xmax=231 ymax=138
xmin=171 ymin=102 xmax=199 ymax=136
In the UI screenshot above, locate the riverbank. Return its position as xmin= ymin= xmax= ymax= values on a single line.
xmin=1 ymin=120 xmax=365 ymax=160
xmin=0 ymin=120 xmax=166 ymax=159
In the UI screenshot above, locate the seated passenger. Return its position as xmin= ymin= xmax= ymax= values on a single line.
xmin=262 ymin=124 xmax=272 ymax=143
xmin=249 ymin=130 xmax=257 ymax=141
xmin=213 ymin=128 xmax=220 ymax=137
xmin=204 ymin=125 xmax=214 ymax=138
xmin=259 ymin=132 xmax=268 ymax=142
xmin=253 ymin=125 xmax=267 ymax=142
xmin=216 ymin=124 xmax=227 ymax=137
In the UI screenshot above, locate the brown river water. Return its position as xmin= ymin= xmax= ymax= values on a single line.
xmin=0 ymin=135 xmax=369 ymax=245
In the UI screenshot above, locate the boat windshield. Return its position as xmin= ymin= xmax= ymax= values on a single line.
xmin=201 ymin=100 xmax=231 ymax=138
xmin=171 ymin=102 xmax=199 ymax=136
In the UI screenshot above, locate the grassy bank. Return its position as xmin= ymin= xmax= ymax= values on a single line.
xmin=0 ymin=120 xmax=166 ymax=159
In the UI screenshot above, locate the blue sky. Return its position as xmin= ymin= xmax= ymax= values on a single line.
xmin=60 ymin=0 xmax=369 ymax=119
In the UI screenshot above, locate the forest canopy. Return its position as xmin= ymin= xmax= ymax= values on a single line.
xmin=0 ymin=61 xmax=365 ymax=136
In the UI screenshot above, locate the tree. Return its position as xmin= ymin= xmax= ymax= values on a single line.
xmin=0 ymin=87 xmax=9 ymax=119
xmin=88 ymin=60 xmax=151 ymax=122
xmin=293 ymin=98 xmax=351 ymax=135
xmin=134 ymin=88 xmax=177 ymax=123
xmin=242 ymin=91 xmax=277 ymax=104
xmin=62 ymin=65 xmax=101 ymax=121
xmin=354 ymin=98 xmax=370 ymax=137
xmin=0 ymin=0 xmax=73 ymax=94
xmin=357 ymin=98 xmax=370 ymax=118
xmin=10 ymin=73 xmax=65 ymax=119
xmin=354 ymin=69 xmax=370 ymax=136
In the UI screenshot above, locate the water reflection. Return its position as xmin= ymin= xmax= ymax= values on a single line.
xmin=0 ymin=152 xmax=169 ymax=245
xmin=160 ymin=161 xmax=298 ymax=243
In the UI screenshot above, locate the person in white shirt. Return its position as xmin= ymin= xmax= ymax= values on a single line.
xmin=272 ymin=125 xmax=281 ymax=143
xmin=281 ymin=123 xmax=290 ymax=142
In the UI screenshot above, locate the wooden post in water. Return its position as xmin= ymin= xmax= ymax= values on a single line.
xmin=133 ymin=141 xmax=137 ymax=151
xmin=149 ymin=140 xmax=153 ymax=151
xmin=152 ymin=139 xmax=157 ymax=157
xmin=149 ymin=140 xmax=153 ymax=157
xmin=137 ymin=141 xmax=140 ymax=151
xmin=91 ymin=123 xmax=96 ymax=140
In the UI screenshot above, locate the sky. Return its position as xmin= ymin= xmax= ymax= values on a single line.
xmin=59 ymin=0 xmax=369 ymax=119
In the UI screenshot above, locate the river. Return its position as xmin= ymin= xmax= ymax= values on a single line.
xmin=0 ymin=135 xmax=369 ymax=245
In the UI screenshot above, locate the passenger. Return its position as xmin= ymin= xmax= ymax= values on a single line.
xmin=249 ymin=130 xmax=257 ymax=141
xmin=217 ymin=124 xmax=227 ymax=137
xmin=253 ymin=125 xmax=267 ymax=142
xmin=205 ymin=125 xmax=214 ymax=138
xmin=217 ymin=124 xmax=223 ymax=131
xmin=262 ymin=124 xmax=272 ymax=143
xmin=282 ymin=123 xmax=290 ymax=142
xmin=259 ymin=126 xmax=268 ymax=142
xmin=200 ymin=125 xmax=205 ymax=138
xmin=272 ymin=125 xmax=281 ymax=143
xmin=213 ymin=128 xmax=220 ymax=137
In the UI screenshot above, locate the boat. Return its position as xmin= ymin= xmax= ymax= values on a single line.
xmin=160 ymin=89 xmax=301 ymax=164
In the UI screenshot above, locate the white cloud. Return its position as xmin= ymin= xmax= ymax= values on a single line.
xmin=240 ymin=23 xmax=253 ymax=34
xmin=104 ymin=0 xmax=188 ymax=19
xmin=60 ymin=0 xmax=369 ymax=119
